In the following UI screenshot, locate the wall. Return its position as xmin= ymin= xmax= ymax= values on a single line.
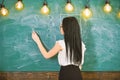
xmin=0 ymin=0 xmax=120 ymax=72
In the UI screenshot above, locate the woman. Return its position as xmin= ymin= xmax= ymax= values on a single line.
xmin=32 ymin=16 xmax=86 ymax=80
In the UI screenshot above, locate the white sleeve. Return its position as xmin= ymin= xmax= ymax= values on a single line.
xmin=81 ymin=42 xmax=86 ymax=65
xmin=56 ymin=40 xmax=64 ymax=49
xmin=79 ymin=42 xmax=86 ymax=69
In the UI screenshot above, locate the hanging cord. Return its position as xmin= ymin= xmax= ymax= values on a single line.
xmin=105 ymin=0 xmax=110 ymax=4
xmin=85 ymin=0 xmax=90 ymax=8
xmin=2 ymin=0 xmax=4 ymax=5
xmin=0 ymin=0 xmax=5 ymax=8
xmin=118 ymin=1 xmax=120 ymax=10
xmin=43 ymin=0 xmax=47 ymax=5
xmin=67 ymin=0 xmax=71 ymax=3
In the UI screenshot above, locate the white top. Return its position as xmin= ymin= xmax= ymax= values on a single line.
xmin=56 ymin=40 xmax=86 ymax=69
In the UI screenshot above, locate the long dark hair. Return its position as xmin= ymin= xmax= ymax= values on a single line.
xmin=62 ymin=17 xmax=82 ymax=65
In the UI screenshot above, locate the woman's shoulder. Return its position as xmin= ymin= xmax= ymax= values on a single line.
xmin=56 ymin=39 xmax=64 ymax=43
xmin=82 ymin=41 xmax=86 ymax=50
xmin=82 ymin=41 xmax=85 ymax=46
xmin=56 ymin=39 xmax=65 ymax=48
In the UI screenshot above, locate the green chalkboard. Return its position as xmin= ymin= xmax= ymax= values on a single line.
xmin=0 ymin=0 xmax=120 ymax=71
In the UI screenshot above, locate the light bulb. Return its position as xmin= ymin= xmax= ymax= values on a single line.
xmin=103 ymin=3 xmax=112 ymax=13
xmin=65 ymin=2 xmax=74 ymax=12
xmin=82 ymin=7 xmax=92 ymax=19
xmin=0 ymin=7 xmax=9 ymax=16
xmin=117 ymin=11 xmax=120 ymax=18
xmin=40 ymin=4 xmax=50 ymax=15
xmin=15 ymin=0 xmax=24 ymax=10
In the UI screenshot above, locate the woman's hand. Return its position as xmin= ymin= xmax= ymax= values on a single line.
xmin=32 ymin=31 xmax=61 ymax=59
xmin=32 ymin=31 xmax=40 ymax=44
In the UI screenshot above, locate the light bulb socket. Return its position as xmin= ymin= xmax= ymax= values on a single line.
xmin=43 ymin=0 xmax=47 ymax=6
xmin=67 ymin=0 xmax=71 ymax=3
xmin=0 ymin=4 xmax=5 ymax=8
xmin=85 ymin=5 xmax=89 ymax=8
xmin=0 ymin=4 xmax=2 ymax=8
xmin=105 ymin=0 xmax=110 ymax=4
xmin=43 ymin=2 xmax=47 ymax=5
xmin=18 ymin=0 xmax=22 ymax=1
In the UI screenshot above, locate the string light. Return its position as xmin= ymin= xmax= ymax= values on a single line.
xmin=82 ymin=6 xmax=92 ymax=19
xmin=103 ymin=0 xmax=112 ymax=13
xmin=65 ymin=0 xmax=74 ymax=12
xmin=0 ymin=0 xmax=119 ymax=18
xmin=15 ymin=0 xmax=24 ymax=10
xmin=40 ymin=0 xmax=50 ymax=15
xmin=0 ymin=5 xmax=9 ymax=16
xmin=117 ymin=11 xmax=120 ymax=18
xmin=81 ymin=0 xmax=92 ymax=19
xmin=117 ymin=3 xmax=120 ymax=18
xmin=0 ymin=0 xmax=9 ymax=16
xmin=117 ymin=8 xmax=120 ymax=18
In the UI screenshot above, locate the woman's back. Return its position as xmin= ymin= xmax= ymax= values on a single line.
xmin=62 ymin=17 xmax=82 ymax=65
xmin=57 ymin=40 xmax=86 ymax=68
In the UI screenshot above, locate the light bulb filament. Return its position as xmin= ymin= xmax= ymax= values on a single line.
xmin=40 ymin=4 xmax=50 ymax=15
xmin=0 ymin=6 xmax=9 ymax=16
xmin=103 ymin=3 xmax=112 ymax=13
xmin=65 ymin=2 xmax=74 ymax=12
xmin=82 ymin=7 xmax=92 ymax=19
xmin=117 ymin=11 xmax=120 ymax=18
xmin=15 ymin=0 xmax=24 ymax=10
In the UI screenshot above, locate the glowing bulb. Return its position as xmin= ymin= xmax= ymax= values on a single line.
xmin=103 ymin=3 xmax=112 ymax=13
xmin=65 ymin=2 xmax=74 ymax=12
xmin=0 ymin=7 xmax=9 ymax=16
xmin=117 ymin=11 xmax=120 ymax=18
xmin=82 ymin=7 xmax=92 ymax=19
xmin=40 ymin=4 xmax=50 ymax=15
xmin=15 ymin=0 xmax=24 ymax=10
